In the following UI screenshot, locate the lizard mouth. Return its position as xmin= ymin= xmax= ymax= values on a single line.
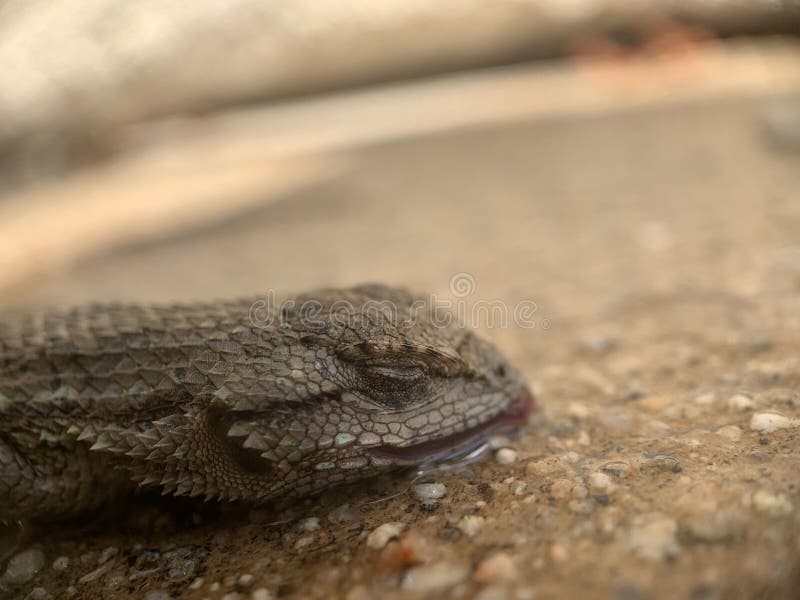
xmin=367 ymin=386 xmax=535 ymax=465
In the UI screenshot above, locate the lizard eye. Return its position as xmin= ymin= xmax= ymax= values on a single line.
xmin=352 ymin=362 xmax=430 ymax=410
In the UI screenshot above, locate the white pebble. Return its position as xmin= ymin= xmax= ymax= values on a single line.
xmin=715 ymin=425 xmax=742 ymax=441
xmin=236 ymin=574 xmax=255 ymax=592
xmin=588 ymin=472 xmax=612 ymax=492
xmin=251 ymin=589 xmax=273 ymax=600
xmin=413 ymin=483 xmax=447 ymax=500
xmin=495 ymin=448 xmax=518 ymax=465
xmin=457 ymin=515 xmax=485 ymax=538
xmin=188 ymin=577 xmax=204 ymax=590
xmin=52 ymin=556 xmax=70 ymax=572
xmin=295 ymin=517 xmax=321 ymax=532
xmin=366 ymin=522 xmax=404 ymax=549
xmin=728 ymin=394 xmax=754 ymax=411
xmin=750 ymin=412 xmax=798 ymax=433
xmin=294 ymin=536 xmax=315 ymax=550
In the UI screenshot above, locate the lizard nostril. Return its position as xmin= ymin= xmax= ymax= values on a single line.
xmin=495 ymin=364 xmax=507 ymax=378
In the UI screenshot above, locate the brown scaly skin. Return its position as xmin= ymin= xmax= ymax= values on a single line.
xmin=0 ymin=284 xmax=533 ymax=521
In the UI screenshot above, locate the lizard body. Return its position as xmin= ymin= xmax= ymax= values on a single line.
xmin=0 ymin=285 xmax=532 ymax=520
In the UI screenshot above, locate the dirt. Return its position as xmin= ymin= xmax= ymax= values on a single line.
xmin=2 ymin=86 xmax=800 ymax=599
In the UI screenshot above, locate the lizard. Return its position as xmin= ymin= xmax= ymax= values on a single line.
xmin=0 ymin=284 xmax=533 ymax=521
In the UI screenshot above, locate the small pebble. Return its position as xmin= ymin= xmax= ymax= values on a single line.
xmin=600 ymin=461 xmax=631 ymax=478
xmin=402 ymin=561 xmax=469 ymax=592
xmin=236 ymin=574 xmax=255 ymax=592
xmin=52 ymin=556 xmax=70 ymax=572
xmin=295 ymin=517 xmax=321 ymax=532
xmin=366 ymin=522 xmax=405 ymax=550
xmin=588 ymin=472 xmax=612 ymax=493
xmin=752 ymin=490 xmax=794 ymax=518
xmin=327 ymin=504 xmax=360 ymax=523
xmin=644 ymin=455 xmax=682 ymax=474
xmin=222 ymin=593 xmax=242 ymax=600
xmin=251 ymin=589 xmax=272 ymax=600
xmin=473 ymin=551 xmax=518 ymax=584
xmin=457 ymin=515 xmax=486 ymax=538
xmin=571 ymin=484 xmax=589 ymax=499
xmin=143 ymin=591 xmax=171 ymax=600
xmin=715 ymin=425 xmax=742 ymax=441
xmin=188 ymin=577 xmax=204 ymax=590
xmin=413 ymin=482 xmax=447 ymax=500
xmin=495 ymin=448 xmax=518 ymax=465
xmin=548 ymin=479 xmax=574 ymax=500
xmin=294 ymin=536 xmax=315 ymax=550
xmin=3 ymin=547 xmax=46 ymax=585
xmin=750 ymin=412 xmax=798 ymax=433
xmin=728 ymin=394 xmax=754 ymax=411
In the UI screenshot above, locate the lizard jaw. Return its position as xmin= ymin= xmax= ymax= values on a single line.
xmin=365 ymin=386 xmax=534 ymax=465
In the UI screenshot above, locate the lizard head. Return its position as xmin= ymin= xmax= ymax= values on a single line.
xmin=220 ymin=284 xmax=534 ymax=500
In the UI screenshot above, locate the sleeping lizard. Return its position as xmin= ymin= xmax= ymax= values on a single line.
xmin=0 ymin=284 xmax=533 ymax=520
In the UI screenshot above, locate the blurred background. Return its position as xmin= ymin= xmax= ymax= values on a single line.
xmin=1 ymin=0 xmax=798 ymax=317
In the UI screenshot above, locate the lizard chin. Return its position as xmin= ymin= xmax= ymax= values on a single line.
xmin=366 ymin=386 xmax=534 ymax=466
